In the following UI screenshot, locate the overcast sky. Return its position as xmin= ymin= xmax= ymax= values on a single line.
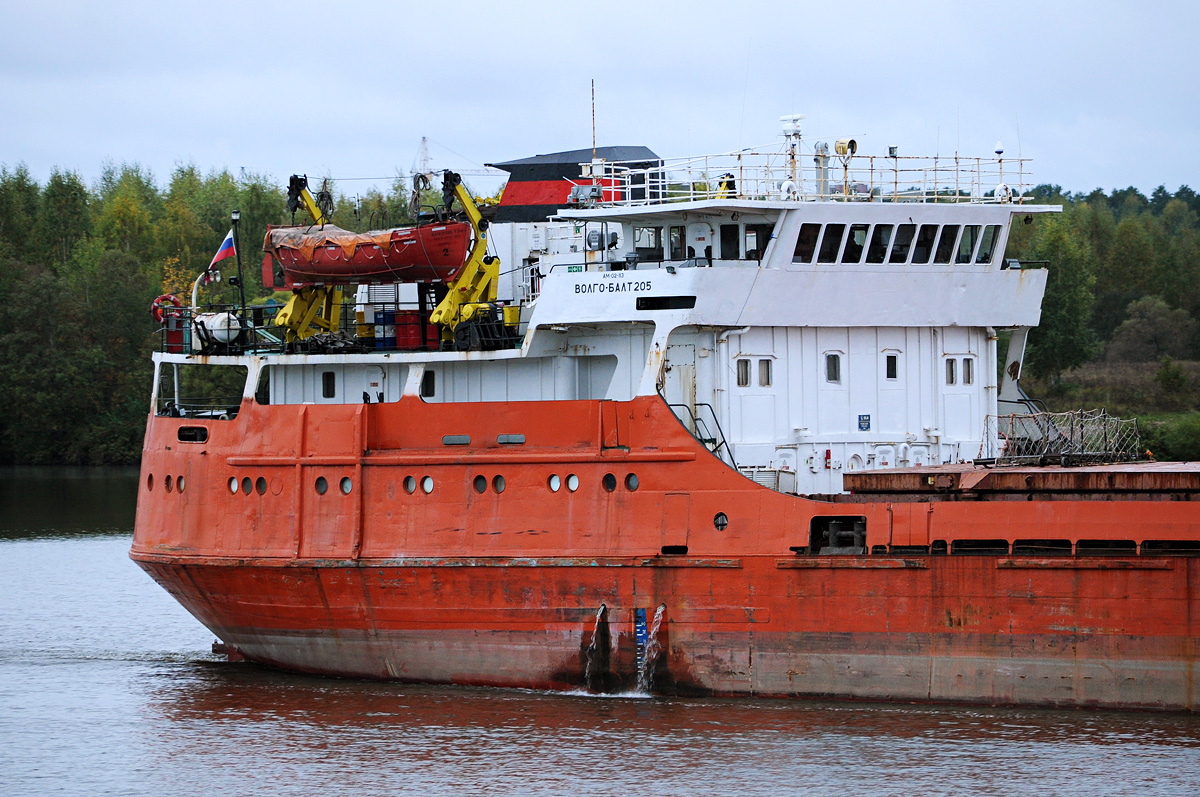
xmin=2 ymin=0 xmax=1196 ymax=198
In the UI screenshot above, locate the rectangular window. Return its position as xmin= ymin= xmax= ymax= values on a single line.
xmin=888 ymin=224 xmax=916 ymax=263
xmin=843 ymin=223 xmax=869 ymax=263
xmin=963 ymin=357 xmax=974 ymax=385
xmin=420 ymin=370 xmax=436 ymax=398
xmin=817 ymin=224 xmax=846 ymax=263
xmin=322 ymin=371 xmax=336 ymax=398
xmin=634 ymin=226 xmax=663 ymax=260
xmin=934 ymin=225 xmax=959 ymax=264
xmin=912 ymin=224 xmax=938 ymax=264
xmin=945 ymin=358 xmax=957 ymax=385
xmin=865 ymin=224 xmax=893 ymax=263
xmin=886 ymin=354 xmax=898 ymax=380
xmin=737 ymin=358 xmax=750 ymax=387
xmin=826 ymin=353 xmax=841 ymax=383
xmin=744 ymin=224 xmax=773 ymax=261
xmin=792 ymin=223 xmax=821 ymax=263
xmin=956 ymin=225 xmax=981 ymax=263
xmin=758 ymin=359 xmax=772 ymax=387
xmin=720 ymin=224 xmax=740 ymax=259
xmin=669 ymin=225 xmax=685 ymax=260
xmin=976 ymin=225 xmax=1001 ymax=263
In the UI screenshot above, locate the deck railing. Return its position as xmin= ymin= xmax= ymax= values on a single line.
xmin=578 ymin=143 xmax=1031 ymax=207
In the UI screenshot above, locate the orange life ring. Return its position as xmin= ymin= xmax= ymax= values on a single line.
xmin=151 ymin=293 xmax=183 ymax=323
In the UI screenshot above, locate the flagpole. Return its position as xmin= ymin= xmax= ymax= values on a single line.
xmin=230 ymin=209 xmax=246 ymax=338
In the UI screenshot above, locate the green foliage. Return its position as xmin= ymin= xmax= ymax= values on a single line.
xmin=1141 ymin=413 xmax=1200 ymax=462
xmin=1023 ymin=214 xmax=1096 ymax=383
xmin=1154 ymin=355 xmax=1188 ymax=395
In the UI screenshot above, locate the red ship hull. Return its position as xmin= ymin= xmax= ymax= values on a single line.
xmin=264 ymin=222 xmax=472 ymax=286
xmin=131 ymin=395 xmax=1200 ymax=710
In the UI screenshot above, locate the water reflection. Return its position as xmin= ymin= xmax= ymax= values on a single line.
xmin=0 ymin=465 xmax=138 ymax=538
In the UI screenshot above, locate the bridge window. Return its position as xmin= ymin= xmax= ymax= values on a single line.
xmin=634 ymin=226 xmax=663 ymax=260
xmin=669 ymin=225 xmax=685 ymax=260
xmin=843 ymin=224 xmax=869 ymax=263
xmin=912 ymin=224 xmax=939 ymax=264
xmin=865 ymin=224 xmax=893 ymax=263
xmin=956 ymin=225 xmax=981 ymax=263
xmin=889 ymin=224 xmax=916 ymax=263
xmin=817 ymin=224 xmax=846 ymax=263
xmin=720 ymin=224 xmax=740 ymax=259
xmin=792 ymin=223 xmax=821 ymax=263
xmin=934 ymin=225 xmax=959 ymax=263
xmin=745 ymin=224 xmax=773 ymax=261
xmin=977 ymin=225 xmax=1002 ymax=263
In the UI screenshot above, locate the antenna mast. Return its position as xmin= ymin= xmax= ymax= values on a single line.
xmin=591 ymin=79 xmax=596 ymax=161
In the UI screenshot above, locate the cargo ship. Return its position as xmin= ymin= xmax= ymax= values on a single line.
xmin=132 ymin=123 xmax=1199 ymax=710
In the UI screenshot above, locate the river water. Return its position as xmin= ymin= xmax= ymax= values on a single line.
xmin=2 ymin=467 xmax=1198 ymax=796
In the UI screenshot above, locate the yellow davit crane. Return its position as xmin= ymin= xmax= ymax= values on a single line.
xmin=273 ymin=176 xmax=343 ymax=344
xmin=429 ymin=171 xmax=518 ymax=350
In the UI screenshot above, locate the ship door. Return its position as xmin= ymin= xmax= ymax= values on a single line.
xmin=662 ymin=343 xmax=697 ymax=432
xmin=686 ymin=222 xmax=714 ymax=263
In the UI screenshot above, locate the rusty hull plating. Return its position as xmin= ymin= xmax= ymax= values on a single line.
xmin=131 ymin=394 xmax=1200 ymax=710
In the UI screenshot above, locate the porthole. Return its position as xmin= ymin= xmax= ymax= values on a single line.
xmin=714 ymin=512 xmax=729 ymax=531
xmin=421 ymin=476 xmax=434 ymax=494
xmin=228 ymin=477 xmax=238 ymax=494
xmin=241 ymin=477 xmax=252 ymax=495
xmin=256 ymin=477 xmax=267 ymax=495
xmin=566 ymin=474 xmax=579 ymax=492
xmin=165 ymin=475 xmax=173 ymax=493
xmin=625 ymin=473 xmax=639 ymax=491
xmin=176 ymin=476 xmax=185 ymax=493
xmin=602 ymin=473 xmax=617 ymax=492
xmin=146 ymin=474 xmax=154 ymax=492
xmin=403 ymin=475 xmax=417 ymax=494
xmin=492 ymin=475 xmax=505 ymax=493
xmin=474 ymin=475 xmax=487 ymax=494
xmin=548 ymin=474 xmax=561 ymax=492
xmin=340 ymin=477 xmax=352 ymax=495
xmin=315 ymin=476 xmax=328 ymax=495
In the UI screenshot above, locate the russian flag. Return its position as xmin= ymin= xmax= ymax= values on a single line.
xmin=208 ymin=229 xmax=236 ymax=270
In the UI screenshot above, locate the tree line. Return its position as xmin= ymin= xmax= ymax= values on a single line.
xmin=0 ymin=162 xmax=1197 ymax=465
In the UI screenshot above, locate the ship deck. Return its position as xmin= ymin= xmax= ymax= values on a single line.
xmin=835 ymin=461 xmax=1200 ymax=501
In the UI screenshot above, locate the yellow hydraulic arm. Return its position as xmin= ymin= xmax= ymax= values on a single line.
xmin=274 ymin=176 xmax=342 ymax=342
xmin=428 ymin=172 xmax=500 ymax=337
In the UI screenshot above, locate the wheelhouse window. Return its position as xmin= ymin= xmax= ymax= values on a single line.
xmin=793 ymin=223 xmax=821 ymax=263
xmin=934 ymin=225 xmax=959 ymax=264
xmin=843 ymin=224 xmax=869 ymax=263
xmin=744 ymin=224 xmax=773 ymax=261
xmin=736 ymin=358 xmax=750 ymax=387
xmin=889 ymin=224 xmax=916 ymax=263
xmin=945 ymin=358 xmax=957 ymax=385
xmin=817 ymin=224 xmax=846 ymax=263
xmin=976 ymin=225 xmax=1002 ymax=263
xmin=865 ymin=224 xmax=893 ymax=263
xmin=720 ymin=224 xmax=740 ymax=259
xmin=634 ymin=226 xmax=663 ymax=261
xmin=912 ymin=224 xmax=938 ymax=264
xmin=669 ymin=225 xmax=685 ymax=260
xmin=956 ymin=225 xmax=981 ymax=263
xmin=825 ymin=353 xmax=842 ymax=383
xmin=758 ymin=359 xmax=772 ymax=387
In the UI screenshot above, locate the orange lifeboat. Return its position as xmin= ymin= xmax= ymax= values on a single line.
xmin=264 ymin=221 xmax=473 ymax=287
